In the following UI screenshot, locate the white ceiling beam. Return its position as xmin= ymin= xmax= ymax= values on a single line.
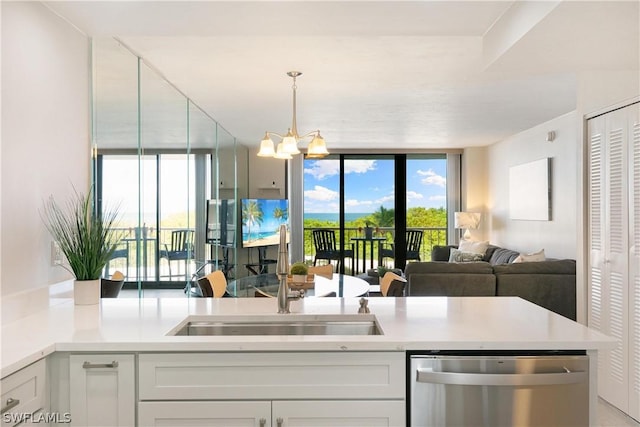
xmin=482 ymin=0 xmax=561 ymax=70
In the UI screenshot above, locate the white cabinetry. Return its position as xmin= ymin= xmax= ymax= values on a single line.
xmin=588 ymin=101 xmax=640 ymax=421
xmin=1 ymin=359 xmax=47 ymax=427
xmin=138 ymin=352 xmax=405 ymax=426
xmin=69 ymin=354 xmax=135 ymax=427
xmin=138 ymin=401 xmax=271 ymax=426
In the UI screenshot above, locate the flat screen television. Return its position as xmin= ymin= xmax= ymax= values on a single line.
xmin=241 ymin=198 xmax=289 ymax=248
xmin=206 ymin=199 xmax=236 ymax=247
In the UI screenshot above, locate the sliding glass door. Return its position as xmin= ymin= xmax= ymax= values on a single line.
xmin=98 ymin=153 xmax=199 ymax=287
xmin=303 ymin=154 xmax=449 ymax=273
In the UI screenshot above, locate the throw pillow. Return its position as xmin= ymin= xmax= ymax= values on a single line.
xmin=458 ymin=239 xmax=490 ymax=255
xmin=449 ymin=248 xmax=485 ymax=263
xmin=513 ymin=249 xmax=546 ymax=263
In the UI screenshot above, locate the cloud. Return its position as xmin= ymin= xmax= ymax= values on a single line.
xmin=304 ymin=160 xmax=339 ymax=180
xmin=304 ymin=159 xmax=377 ymax=180
xmin=375 ymin=194 xmax=395 ymax=204
xmin=345 ymin=160 xmax=376 ymax=174
xmin=345 ymin=199 xmax=374 ymax=208
xmin=304 ymin=185 xmax=338 ymax=201
xmin=417 ymin=169 xmax=446 ymax=188
xmin=305 ymin=202 xmax=339 ymax=213
xmin=429 ymin=195 xmax=446 ymax=201
xmin=406 ymin=191 xmax=424 ymax=201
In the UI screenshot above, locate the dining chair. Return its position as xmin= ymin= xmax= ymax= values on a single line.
xmin=312 ymin=229 xmax=354 ymax=273
xmin=196 ymin=270 xmax=227 ymax=298
xmin=159 ymin=229 xmax=195 ymax=279
xmin=379 ymin=229 xmax=423 ymax=267
xmin=101 ymin=270 xmax=126 ymax=298
xmin=105 ymin=242 xmax=129 ymax=279
xmin=245 ymin=246 xmax=278 ymax=275
xmin=379 ymin=271 xmax=407 ymax=297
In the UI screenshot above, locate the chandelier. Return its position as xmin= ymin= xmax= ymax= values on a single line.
xmin=257 ymin=71 xmax=329 ymax=159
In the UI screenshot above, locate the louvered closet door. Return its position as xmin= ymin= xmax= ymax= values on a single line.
xmin=629 ymin=103 xmax=640 ymax=421
xmin=589 ymin=108 xmax=630 ymax=411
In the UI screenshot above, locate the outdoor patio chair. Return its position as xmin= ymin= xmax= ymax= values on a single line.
xmin=312 ymin=229 xmax=354 ymax=273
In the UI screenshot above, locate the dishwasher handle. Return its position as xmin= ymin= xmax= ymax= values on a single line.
xmin=416 ymin=367 xmax=588 ymax=387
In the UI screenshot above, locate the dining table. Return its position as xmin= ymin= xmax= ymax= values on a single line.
xmin=228 ymin=273 xmax=370 ymax=298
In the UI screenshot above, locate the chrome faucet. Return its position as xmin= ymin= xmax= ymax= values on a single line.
xmin=276 ymin=224 xmax=303 ymax=313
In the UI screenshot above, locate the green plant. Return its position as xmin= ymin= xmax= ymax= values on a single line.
xmin=290 ymin=262 xmax=309 ymax=275
xmin=42 ymin=189 xmax=121 ymax=281
xmin=377 ymin=265 xmax=391 ymax=277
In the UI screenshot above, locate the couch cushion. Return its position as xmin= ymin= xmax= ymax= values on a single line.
xmin=431 ymin=245 xmax=455 ymax=262
xmin=449 ymin=248 xmax=484 ymax=263
xmin=493 ymin=259 xmax=576 ymax=320
xmin=458 ymin=239 xmax=490 ymax=255
xmin=405 ymin=261 xmax=493 ymax=275
xmin=513 ymin=249 xmax=546 ymax=263
xmin=487 ymin=247 xmax=520 ymax=265
xmin=492 ymin=259 xmax=576 ymax=275
xmin=407 ymin=273 xmax=496 ymax=296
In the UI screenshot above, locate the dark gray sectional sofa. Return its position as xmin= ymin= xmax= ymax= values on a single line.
xmin=404 ymin=245 xmax=577 ymax=320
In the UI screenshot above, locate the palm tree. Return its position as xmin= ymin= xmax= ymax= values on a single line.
xmin=242 ymin=200 xmax=264 ymax=242
xmin=273 ymin=206 xmax=288 ymax=223
xmin=372 ymin=205 xmax=395 ymax=227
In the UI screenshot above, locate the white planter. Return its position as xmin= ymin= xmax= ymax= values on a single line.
xmin=74 ymin=279 xmax=101 ymax=305
xmin=292 ymin=274 xmax=307 ymax=283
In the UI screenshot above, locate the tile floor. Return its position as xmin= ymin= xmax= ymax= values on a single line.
xmin=119 ymin=289 xmax=639 ymax=427
xmin=598 ymin=399 xmax=640 ymax=427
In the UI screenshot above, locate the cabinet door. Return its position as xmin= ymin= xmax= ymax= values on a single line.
xmin=272 ymin=400 xmax=405 ymax=427
xmin=138 ymin=401 xmax=271 ymax=426
xmin=1 ymin=359 xmax=47 ymax=427
xmin=69 ymin=354 xmax=135 ymax=427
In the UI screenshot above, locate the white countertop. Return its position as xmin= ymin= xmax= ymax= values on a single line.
xmin=1 ymin=296 xmax=614 ymax=378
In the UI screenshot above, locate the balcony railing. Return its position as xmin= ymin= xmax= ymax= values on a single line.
xmin=106 ymin=225 xmax=448 ymax=282
xmin=303 ymin=226 xmax=447 ymax=273
xmin=104 ymin=227 xmax=197 ymax=282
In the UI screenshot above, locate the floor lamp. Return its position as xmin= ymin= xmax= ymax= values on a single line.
xmin=454 ymin=212 xmax=481 ymax=240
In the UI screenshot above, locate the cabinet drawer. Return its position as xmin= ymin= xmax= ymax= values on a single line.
xmin=139 ymin=352 xmax=405 ymax=400
xmin=138 ymin=401 xmax=271 ymax=426
xmin=1 ymin=359 xmax=47 ymax=427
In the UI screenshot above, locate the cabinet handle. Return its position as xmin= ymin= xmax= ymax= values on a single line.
xmin=259 ymin=418 xmax=266 ymax=427
xmin=1 ymin=397 xmax=20 ymax=414
xmin=83 ymin=361 xmax=119 ymax=369
xmin=276 ymin=417 xmax=283 ymax=427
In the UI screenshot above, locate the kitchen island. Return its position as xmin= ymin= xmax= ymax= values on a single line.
xmin=1 ymin=296 xmax=614 ymax=426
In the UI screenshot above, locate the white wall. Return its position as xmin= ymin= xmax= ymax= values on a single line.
xmin=483 ymin=112 xmax=578 ymax=259
xmin=461 ymin=147 xmax=489 ymax=241
xmin=1 ymin=2 xmax=90 ymax=298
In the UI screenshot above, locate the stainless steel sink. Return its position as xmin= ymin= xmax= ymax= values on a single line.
xmin=168 ymin=314 xmax=383 ymax=336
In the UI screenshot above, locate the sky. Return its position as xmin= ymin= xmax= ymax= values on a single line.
xmin=303 ymin=157 xmax=447 ymax=214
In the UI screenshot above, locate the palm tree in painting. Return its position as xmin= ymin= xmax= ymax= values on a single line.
xmin=242 ymin=200 xmax=264 ymax=242
xmin=273 ymin=206 xmax=288 ymax=224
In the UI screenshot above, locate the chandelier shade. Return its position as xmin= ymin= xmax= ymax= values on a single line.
xmin=257 ymin=71 xmax=329 ymax=159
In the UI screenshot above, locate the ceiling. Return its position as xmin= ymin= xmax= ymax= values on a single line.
xmin=45 ymin=1 xmax=639 ymax=151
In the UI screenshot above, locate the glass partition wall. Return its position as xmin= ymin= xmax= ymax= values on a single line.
xmin=93 ymin=38 xmax=237 ymax=296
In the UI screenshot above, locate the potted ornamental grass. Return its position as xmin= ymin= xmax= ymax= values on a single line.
xmin=42 ymin=189 xmax=121 ymax=305
xmin=290 ymin=261 xmax=309 ymax=283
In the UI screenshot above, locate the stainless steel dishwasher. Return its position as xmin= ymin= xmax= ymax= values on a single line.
xmin=409 ymin=351 xmax=589 ymax=427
